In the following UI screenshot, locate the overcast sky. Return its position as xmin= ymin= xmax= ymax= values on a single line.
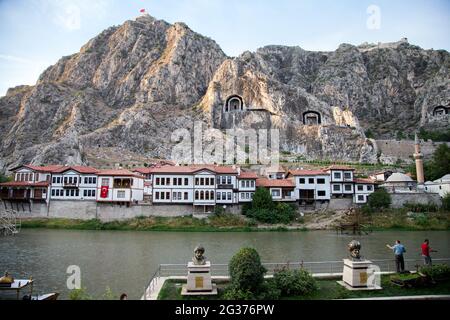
xmin=0 ymin=0 xmax=449 ymax=96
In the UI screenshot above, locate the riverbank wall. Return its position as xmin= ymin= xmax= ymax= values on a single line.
xmin=3 ymin=192 xmax=442 ymax=221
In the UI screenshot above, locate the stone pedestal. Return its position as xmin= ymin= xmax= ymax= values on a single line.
xmin=337 ymin=259 xmax=382 ymax=291
xmin=181 ymin=262 xmax=217 ymax=296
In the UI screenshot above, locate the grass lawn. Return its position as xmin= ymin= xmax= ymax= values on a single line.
xmin=157 ymin=276 xmax=450 ymax=300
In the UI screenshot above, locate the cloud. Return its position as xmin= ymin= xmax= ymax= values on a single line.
xmin=0 ymin=54 xmax=34 ymax=64
xmin=53 ymin=3 xmax=81 ymax=31
xmin=35 ymin=0 xmax=110 ymax=31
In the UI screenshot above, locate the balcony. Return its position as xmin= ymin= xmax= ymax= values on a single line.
xmin=216 ymin=184 xmax=234 ymax=189
xmin=63 ymin=182 xmax=79 ymax=189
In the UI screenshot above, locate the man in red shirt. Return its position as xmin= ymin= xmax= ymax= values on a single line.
xmin=421 ymin=239 xmax=437 ymax=266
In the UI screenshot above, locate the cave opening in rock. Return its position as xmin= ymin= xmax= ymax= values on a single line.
xmin=303 ymin=111 xmax=322 ymax=125
xmin=433 ymin=106 xmax=449 ymax=117
xmin=224 ymin=95 xmax=244 ymax=113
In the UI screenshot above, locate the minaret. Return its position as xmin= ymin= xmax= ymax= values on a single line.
xmin=414 ymin=133 xmax=425 ymax=184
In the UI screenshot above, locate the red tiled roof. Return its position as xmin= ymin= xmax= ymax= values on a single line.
xmin=256 ymin=178 xmax=295 ymax=188
xmin=52 ymin=166 xmax=99 ymax=174
xmin=133 ymin=168 xmax=156 ymax=174
xmin=97 ymin=169 xmax=143 ymax=178
xmin=326 ymin=165 xmax=355 ymax=171
xmin=238 ymin=171 xmax=258 ymax=179
xmin=0 ymin=181 xmax=49 ymax=187
xmin=354 ymin=178 xmax=376 ymax=184
xmin=288 ymin=170 xmax=328 ymax=176
xmin=150 ymin=165 xmax=238 ymax=175
xmin=16 ymin=165 xmax=66 ymax=173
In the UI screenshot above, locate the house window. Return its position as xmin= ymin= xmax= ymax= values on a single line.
xmin=200 ymin=178 xmax=204 ymax=185
xmin=334 ymin=172 xmax=341 ymax=179
xmin=309 ymin=178 xmax=314 ymax=184
xmin=217 ymin=192 xmax=221 ymax=200
xmin=51 ymin=189 xmax=55 ymax=196
xmin=70 ymin=190 xmax=74 ymax=197
xmin=184 ymin=192 xmax=188 ymax=200
xmin=92 ymin=190 xmax=96 ymax=197
xmin=241 ymin=181 xmax=245 ymax=188
xmin=358 ymin=195 xmax=365 ymax=202
xmin=173 ymin=178 xmax=178 ymax=186
xmin=358 ymin=185 xmax=364 ymax=191
xmin=155 ymin=192 xmax=160 ymax=200
xmin=333 ymin=185 xmax=341 ymax=191
xmin=173 ymin=192 xmax=177 ymax=200
xmin=317 ymin=178 xmax=325 ymax=184
xmin=228 ymin=192 xmax=232 ymax=200
xmin=344 ymin=172 xmax=352 ymax=180
xmin=166 ymin=178 xmax=170 ymax=185
xmin=84 ymin=190 xmax=87 ymax=197
xmin=271 ymin=189 xmax=281 ymax=197
xmin=299 ymin=178 xmax=305 ymax=184
xmin=57 ymin=177 xmax=61 ymax=183
xmin=117 ymin=191 xmax=126 ymax=199
xmin=227 ymin=176 xmax=232 ymax=184
xmin=344 ymin=185 xmax=352 ymax=192
xmin=76 ymin=190 xmax=79 ymax=197
xmin=52 ymin=177 xmax=56 ymax=184
xmin=101 ymin=178 xmax=109 ymax=186
xmin=156 ymin=178 xmax=160 ymax=185
xmin=367 ymin=185 xmax=373 ymax=191
xmin=185 ymin=178 xmax=189 ymax=185
xmin=318 ymin=191 xmax=326 ymax=197
xmin=195 ymin=191 xmax=199 ymax=200
xmin=251 ymin=181 xmax=255 ymax=188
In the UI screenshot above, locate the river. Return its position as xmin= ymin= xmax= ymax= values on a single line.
xmin=1 ymin=229 xmax=449 ymax=299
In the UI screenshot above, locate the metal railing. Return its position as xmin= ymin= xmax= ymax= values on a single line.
xmin=143 ymin=258 xmax=450 ymax=300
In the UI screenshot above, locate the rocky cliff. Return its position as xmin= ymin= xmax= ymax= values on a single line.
xmin=0 ymin=15 xmax=449 ymax=171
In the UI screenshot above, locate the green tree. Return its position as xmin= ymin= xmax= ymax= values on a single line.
xmin=252 ymin=187 xmax=275 ymax=211
xmin=0 ymin=173 xmax=11 ymax=183
xmin=228 ymin=248 xmax=266 ymax=294
xmin=442 ymin=193 xmax=450 ymax=211
xmin=408 ymin=144 xmax=450 ymax=182
xmin=367 ymin=188 xmax=391 ymax=210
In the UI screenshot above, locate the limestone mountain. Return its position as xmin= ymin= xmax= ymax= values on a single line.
xmin=0 ymin=14 xmax=449 ymax=172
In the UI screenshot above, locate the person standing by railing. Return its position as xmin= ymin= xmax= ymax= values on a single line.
xmin=421 ymin=239 xmax=437 ymax=266
xmin=386 ymin=240 xmax=406 ymax=273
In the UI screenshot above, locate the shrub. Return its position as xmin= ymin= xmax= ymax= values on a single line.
xmin=274 ymin=203 xmax=296 ymax=224
xmin=420 ymin=264 xmax=450 ymax=280
xmin=257 ymin=279 xmax=281 ymax=300
xmin=442 ymin=193 xmax=450 ymax=211
xmin=412 ymin=213 xmax=429 ymax=227
xmin=367 ymin=188 xmax=391 ymax=210
xmin=273 ymin=268 xmax=318 ymax=296
xmin=404 ymin=202 xmax=439 ymax=213
xmin=228 ymin=248 xmax=266 ymax=293
xmin=214 ymin=205 xmax=225 ymax=216
xmin=222 ymin=286 xmax=255 ymax=300
xmin=69 ymin=288 xmax=92 ymax=300
xmin=241 ymin=202 xmax=252 ymax=216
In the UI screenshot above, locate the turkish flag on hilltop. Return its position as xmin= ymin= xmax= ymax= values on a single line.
xmin=140 ymin=9 xmax=146 ymax=13
xmin=100 ymin=186 xmax=109 ymax=198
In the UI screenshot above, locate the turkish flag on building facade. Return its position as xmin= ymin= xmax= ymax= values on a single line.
xmin=100 ymin=186 xmax=109 ymax=198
